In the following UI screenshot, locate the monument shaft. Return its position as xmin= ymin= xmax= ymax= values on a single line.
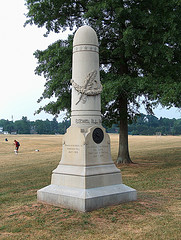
xmin=71 ymin=26 xmax=102 ymax=128
xmin=37 ymin=26 xmax=137 ymax=212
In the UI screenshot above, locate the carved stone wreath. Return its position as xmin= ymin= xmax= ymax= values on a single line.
xmin=71 ymin=70 xmax=102 ymax=105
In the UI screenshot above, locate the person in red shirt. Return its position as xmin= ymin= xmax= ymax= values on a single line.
xmin=14 ymin=140 xmax=20 ymax=154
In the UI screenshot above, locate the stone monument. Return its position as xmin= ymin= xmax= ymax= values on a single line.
xmin=37 ymin=25 xmax=137 ymax=212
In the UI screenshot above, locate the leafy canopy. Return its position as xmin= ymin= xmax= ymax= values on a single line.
xmin=25 ymin=0 xmax=181 ymax=123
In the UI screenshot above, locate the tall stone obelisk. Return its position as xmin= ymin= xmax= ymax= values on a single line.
xmin=37 ymin=25 xmax=137 ymax=212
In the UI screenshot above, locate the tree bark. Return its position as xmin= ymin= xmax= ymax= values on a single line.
xmin=117 ymin=95 xmax=133 ymax=164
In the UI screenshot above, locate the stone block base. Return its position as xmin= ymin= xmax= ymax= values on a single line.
xmin=37 ymin=184 xmax=137 ymax=212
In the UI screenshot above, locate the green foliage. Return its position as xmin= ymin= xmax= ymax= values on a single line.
xmin=105 ymin=114 xmax=181 ymax=135
xmin=24 ymin=0 xmax=86 ymax=35
xmin=14 ymin=116 xmax=31 ymax=134
xmin=24 ymin=0 xmax=181 ymax=163
xmin=58 ymin=119 xmax=70 ymax=134
xmin=0 ymin=117 xmax=31 ymax=134
xmin=33 ymin=118 xmax=70 ymax=134
xmin=1 ymin=116 xmax=180 ymax=135
xmin=34 ymin=37 xmax=73 ymax=115
xmin=128 ymin=114 xmax=181 ymax=135
xmin=24 ymin=0 xmax=181 ymax=122
xmin=0 ymin=117 xmax=70 ymax=134
xmin=0 ymin=119 xmax=14 ymax=133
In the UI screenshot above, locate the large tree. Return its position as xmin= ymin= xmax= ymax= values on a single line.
xmin=25 ymin=0 xmax=181 ymax=163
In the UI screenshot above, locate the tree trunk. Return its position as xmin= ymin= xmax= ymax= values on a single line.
xmin=117 ymin=95 xmax=133 ymax=164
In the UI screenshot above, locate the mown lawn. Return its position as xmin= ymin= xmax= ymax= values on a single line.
xmin=0 ymin=134 xmax=180 ymax=240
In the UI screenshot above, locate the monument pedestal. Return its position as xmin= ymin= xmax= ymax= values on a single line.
xmin=37 ymin=126 xmax=137 ymax=211
xmin=37 ymin=25 xmax=137 ymax=211
xmin=38 ymin=184 xmax=136 ymax=212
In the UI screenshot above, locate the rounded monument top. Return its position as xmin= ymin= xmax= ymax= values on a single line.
xmin=73 ymin=25 xmax=98 ymax=47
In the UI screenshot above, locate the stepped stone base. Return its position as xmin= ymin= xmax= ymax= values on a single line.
xmin=37 ymin=184 xmax=137 ymax=212
xmin=37 ymin=126 xmax=137 ymax=211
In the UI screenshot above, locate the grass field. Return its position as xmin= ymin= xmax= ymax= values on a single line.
xmin=0 ymin=134 xmax=181 ymax=240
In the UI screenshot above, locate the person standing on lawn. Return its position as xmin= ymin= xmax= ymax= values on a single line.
xmin=14 ymin=140 xmax=20 ymax=154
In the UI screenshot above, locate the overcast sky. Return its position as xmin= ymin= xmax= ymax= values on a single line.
xmin=0 ymin=0 xmax=180 ymax=122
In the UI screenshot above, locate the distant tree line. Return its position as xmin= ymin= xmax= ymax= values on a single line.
xmin=0 ymin=117 xmax=70 ymax=135
xmin=106 ymin=114 xmax=181 ymax=135
xmin=0 ymin=114 xmax=180 ymax=135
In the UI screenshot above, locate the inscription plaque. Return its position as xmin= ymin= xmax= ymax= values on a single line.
xmin=87 ymin=145 xmax=108 ymax=159
xmin=92 ymin=128 xmax=104 ymax=144
xmin=66 ymin=145 xmax=80 ymax=154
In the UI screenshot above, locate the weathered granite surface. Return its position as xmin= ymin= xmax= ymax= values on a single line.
xmin=37 ymin=25 xmax=137 ymax=211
